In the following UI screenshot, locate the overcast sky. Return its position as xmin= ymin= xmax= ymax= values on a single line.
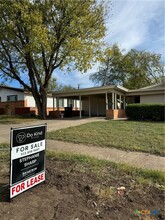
xmin=3 ymin=0 xmax=165 ymax=89
xmin=54 ymin=0 xmax=165 ymax=89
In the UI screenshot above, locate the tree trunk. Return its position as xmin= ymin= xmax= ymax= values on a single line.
xmin=31 ymin=89 xmax=47 ymax=120
xmin=41 ymin=89 xmax=47 ymax=120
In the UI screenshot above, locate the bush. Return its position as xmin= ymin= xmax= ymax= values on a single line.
xmin=126 ymin=104 xmax=165 ymax=121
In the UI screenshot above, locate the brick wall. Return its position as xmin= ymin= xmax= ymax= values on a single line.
xmin=106 ymin=109 xmax=126 ymax=119
xmin=0 ymin=100 xmax=25 ymax=115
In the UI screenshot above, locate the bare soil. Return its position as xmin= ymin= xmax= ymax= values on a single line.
xmin=0 ymin=159 xmax=164 ymax=220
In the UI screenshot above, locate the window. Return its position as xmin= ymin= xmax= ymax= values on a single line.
xmin=7 ymin=95 xmax=18 ymax=101
xmin=135 ymin=96 xmax=140 ymax=103
xmin=67 ymin=99 xmax=74 ymax=107
xmin=56 ymin=98 xmax=64 ymax=108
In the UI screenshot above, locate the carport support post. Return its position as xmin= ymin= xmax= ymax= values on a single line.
xmin=88 ymin=96 xmax=91 ymax=117
xmin=119 ymin=95 xmax=122 ymax=109
xmin=79 ymin=95 xmax=82 ymax=118
xmin=53 ymin=96 xmax=55 ymax=111
xmin=114 ymin=93 xmax=117 ymax=109
xmin=112 ymin=92 xmax=114 ymax=109
xmin=123 ymin=96 xmax=126 ymax=109
xmin=57 ymin=97 xmax=59 ymax=111
xmin=105 ymin=92 xmax=108 ymax=110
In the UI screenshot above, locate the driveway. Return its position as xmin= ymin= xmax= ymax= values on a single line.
xmin=0 ymin=117 xmax=105 ymax=143
xmin=0 ymin=117 xmax=164 ymax=171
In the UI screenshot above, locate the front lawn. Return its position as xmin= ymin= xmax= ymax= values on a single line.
xmin=47 ymin=120 xmax=165 ymax=156
xmin=1 ymin=151 xmax=164 ymax=219
xmin=0 ymin=115 xmax=38 ymax=124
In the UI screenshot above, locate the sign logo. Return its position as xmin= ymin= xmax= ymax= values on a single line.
xmin=16 ymin=132 xmax=26 ymax=143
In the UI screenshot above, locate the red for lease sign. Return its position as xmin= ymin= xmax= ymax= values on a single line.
xmin=11 ymin=172 xmax=45 ymax=198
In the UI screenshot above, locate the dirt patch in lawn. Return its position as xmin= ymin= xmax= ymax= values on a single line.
xmin=0 ymin=159 xmax=164 ymax=220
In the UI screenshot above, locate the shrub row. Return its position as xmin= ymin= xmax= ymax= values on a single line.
xmin=125 ymin=104 xmax=165 ymax=121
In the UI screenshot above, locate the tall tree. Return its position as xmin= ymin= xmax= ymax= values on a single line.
xmin=90 ymin=45 xmax=164 ymax=89
xmin=0 ymin=0 xmax=107 ymax=119
xmin=90 ymin=44 xmax=125 ymax=86
xmin=123 ymin=49 xmax=164 ymax=89
xmin=57 ymin=84 xmax=76 ymax=91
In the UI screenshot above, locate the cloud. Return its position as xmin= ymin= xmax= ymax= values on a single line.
xmin=105 ymin=0 xmax=164 ymax=52
xmin=53 ymin=63 xmax=100 ymax=89
xmin=4 ymin=0 xmax=164 ymax=89
xmin=54 ymin=0 xmax=164 ymax=87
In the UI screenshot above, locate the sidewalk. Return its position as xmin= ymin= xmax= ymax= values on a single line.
xmin=47 ymin=140 xmax=165 ymax=172
xmin=0 ymin=117 xmax=164 ymax=172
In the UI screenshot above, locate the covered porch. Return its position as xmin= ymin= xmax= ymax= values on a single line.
xmin=51 ymin=85 xmax=127 ymax=119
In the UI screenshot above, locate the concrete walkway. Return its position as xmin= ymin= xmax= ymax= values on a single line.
xmin=47 ymin=140 xmax=165 ymax=172
xmin=0 ymin=117 xmax=105 ymax=143
xmin=0 ymin=117 xmax=164 ymax=172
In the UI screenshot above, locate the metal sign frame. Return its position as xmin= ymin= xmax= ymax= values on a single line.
xmin=10 ymin=124 xmax=46 ymax=199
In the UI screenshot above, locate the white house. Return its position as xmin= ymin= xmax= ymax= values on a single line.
xmin=0 ymin=86 xmax=79 ymax=115
xmin=0 ymin=81 xmax=164 ymax=118
xmin=52 ymin=80 xmax=165 ymax=119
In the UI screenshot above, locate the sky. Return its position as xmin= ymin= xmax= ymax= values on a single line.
xmin=53 ymin=0 xmax=165 ymax=89
xmin=2 ymin=0 xmax=165 ymax=89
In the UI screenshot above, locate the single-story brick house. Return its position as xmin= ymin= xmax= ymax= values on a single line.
xmin=0 ymin=86 xmax=79 ymax=115
xmin=52 ymin=80 xmax=165 ymax=119
xmin=0 ymin=80 xmax=164 ymax=118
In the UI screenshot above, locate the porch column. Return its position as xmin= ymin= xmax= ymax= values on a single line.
xmin=123 ymin=96 xmax=126 ymax=109
xmin=119 ymin=95 xmax=122 ymax=109
xmin=57 ymin=97 xmax=59 ymax=111
xmin=79 ymin=95 xmax=82 ymax=118
xmin=96 ymin=98 xmax=99 ymax=116
xmin=105 ymin=92 xmax=108 ymax=110
xmin=88 ymin=96 xmax=91 ymax=117
xmin=53 ymin=96 xmax=55 ymax=111
xmin=114 ymin=93 xmax=117 ymax=109
xmin=112 ymin=92 xmax=114 ymax=110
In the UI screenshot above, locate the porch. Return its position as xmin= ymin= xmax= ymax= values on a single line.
xmin=51 ymin=85 xmax=127 ymax=119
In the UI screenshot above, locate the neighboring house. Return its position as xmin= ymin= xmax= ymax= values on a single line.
xmin=0 ymin=86 xmax=79 ymax=115
xmin=52 ymin=80 xmax=165 ymax=119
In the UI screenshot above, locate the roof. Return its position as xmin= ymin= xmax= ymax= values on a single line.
xmin=52 ymin=85 xmax=128 ymax=97
xmin=0 ymin=85 xmax=53 ymax=96
xmin=52 ymin=82 xmax=165 ymax=98
xmin=126 ymin=82 xmax=165 ymax=96
xmin=0 ymin=85 xmax=25 ymax=92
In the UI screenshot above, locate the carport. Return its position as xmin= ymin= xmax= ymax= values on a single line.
xmin=52 ymin=85 xmax=127 ymax=119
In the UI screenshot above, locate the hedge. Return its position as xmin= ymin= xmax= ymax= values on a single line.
xmin=125 ymin=104 xmax=165 ymax=121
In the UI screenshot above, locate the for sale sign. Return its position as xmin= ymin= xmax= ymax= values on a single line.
xmin=10 ymin=124 xmax=46 ymax=199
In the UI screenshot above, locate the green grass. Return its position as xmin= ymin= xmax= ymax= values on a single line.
xmin=47 ymin=120 xmax=165 ymax=156
xmin=0 ymin=115 xmax=38 ymax=124
xmin=47 ymin=151 xmax=165 ymax=186
xmin=0 ymin=143 xmax=9 ymax=160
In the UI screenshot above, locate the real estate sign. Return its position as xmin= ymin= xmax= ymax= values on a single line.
xmin=10 ymin=124 xmax=46 ymax=199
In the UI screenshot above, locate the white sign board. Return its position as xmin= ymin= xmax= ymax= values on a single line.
xmin=10 ymin=124 xmax=46 ymax=199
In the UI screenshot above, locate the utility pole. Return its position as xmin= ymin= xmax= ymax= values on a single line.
xmin=77 ymin=84 xmax=81 ymax=89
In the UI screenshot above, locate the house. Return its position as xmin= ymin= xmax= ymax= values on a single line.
xmin=52 ymin=80 xmax=165 ymax=119
xmin=0 ymin=80 xmax=164 ymax=118
xmin=0 ymin=85 xmax=79 ymax=115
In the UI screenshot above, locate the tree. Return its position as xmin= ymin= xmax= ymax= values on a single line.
xmin=0 ymin=0 xmax=107 ymax=119
xmin=90 ymin=44 xmax=125 ymax=86
xmin=90 ymin=45 xmax=164 ymax=89
xmin=57 ymin=85 xmax=76 ymax=91
xmin=122 ymin=49 xmax=164 ymax=89
xmin=48 ymin=77 xmax=58 ymax=91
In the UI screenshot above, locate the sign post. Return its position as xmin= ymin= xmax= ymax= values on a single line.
xmin=10 ymin=124 xmax=46 ymax=199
